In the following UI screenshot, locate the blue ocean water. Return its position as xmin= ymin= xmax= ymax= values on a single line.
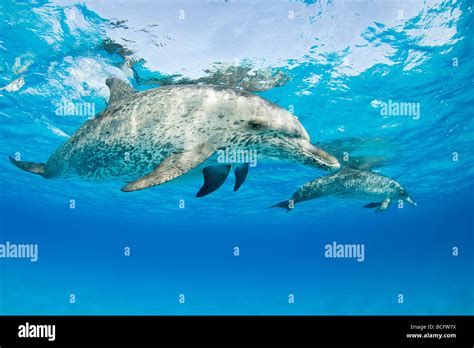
xmin=0 ymin=0 xmax=472 ymax=315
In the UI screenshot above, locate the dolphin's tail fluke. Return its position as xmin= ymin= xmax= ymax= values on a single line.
xmin=270 ymin=199 xmax=295 ymax=212
xmin=9 ymin=156 xmax=46 ymax=177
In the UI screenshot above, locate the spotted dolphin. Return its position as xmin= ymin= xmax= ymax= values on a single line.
xmin=9 ymin=78 xmax=340 ymax=196
xmin=272 ymin=166 xmax=416 ymax=212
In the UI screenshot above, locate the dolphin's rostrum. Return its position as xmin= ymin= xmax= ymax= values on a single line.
xmin=9 ymin=78 xmax=340 ymax=197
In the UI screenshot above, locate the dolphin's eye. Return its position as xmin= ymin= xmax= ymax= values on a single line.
xmin=248 ymin=120 xmax=264 ymax=130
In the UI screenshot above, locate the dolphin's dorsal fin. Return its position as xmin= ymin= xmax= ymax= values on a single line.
xmin=106 ymin=77 xmax=136 ymax=105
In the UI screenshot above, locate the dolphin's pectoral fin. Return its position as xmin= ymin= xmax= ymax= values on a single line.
xmin=196 ymin=165 xmax=231 ymax=197
xmin=375 ymin=198 xmax=391 ymax=212
xmin=106 ymin=77 xmax=136 ymax=105
xmin=363 ymin=202 xmax=381 ymax=208
xmin=121 ymin=144 xmax=214 ymax=192
xmin=233 ymin=163 xmax=249 ymax=192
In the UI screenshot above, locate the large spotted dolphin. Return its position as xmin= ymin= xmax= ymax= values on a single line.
xmin=9 ymin=78 xmax=340 ymax=196
xmin=272 ymin=167 xmax=416 ymax=212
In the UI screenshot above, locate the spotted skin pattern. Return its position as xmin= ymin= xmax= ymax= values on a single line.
xmin=39 ymin=84 xmax=339 ymax=185
xmin=276 ymin=167 xmax=415 ymax=211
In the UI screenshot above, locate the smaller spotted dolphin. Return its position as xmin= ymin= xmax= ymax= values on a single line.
xmin=272 ymin=167 xmax=416 ymax=212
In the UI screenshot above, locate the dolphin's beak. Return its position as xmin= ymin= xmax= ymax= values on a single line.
xmin=295 ymin=138 xmax=340 ymax=170
xmin=309 ymin=144 xmax=341 ymax=170
xmin=406 ymin=197 xmax=417 ymax=206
